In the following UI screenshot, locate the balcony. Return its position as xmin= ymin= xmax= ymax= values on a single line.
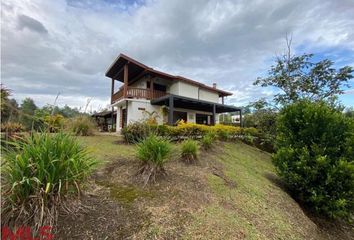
xmin=111 ymin=87 xmax=167 ymax=103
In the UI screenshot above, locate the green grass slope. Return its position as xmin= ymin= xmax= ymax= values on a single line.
xmin=58 ymin=135 xmax=352 ymax=240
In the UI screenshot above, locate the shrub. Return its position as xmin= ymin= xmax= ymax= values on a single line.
xmin=200 ymin=132 xmax=215 ymax=150
xmin=122 ymin=121 xmax=151 ymax=143
xmin=181 ymin=139 xmax=199 ymax=163
xmin=136 ymin=135 xmax=171 ymax=185
xmin=122 ymin=121 xmax=258 ymax=143
xmin=273 ymin=101 xmax=354 ymax=219
xmin=1 ymin=132 xmax=97 ymax=228
xmin=1 ymin=122 xmax=25 ymax=133
xmin=68 ymin=115 xmax=95 ymax=136
xmin=43 ymin=114 xmax=64 ymax=132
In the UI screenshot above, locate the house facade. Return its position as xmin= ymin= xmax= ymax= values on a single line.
xmin=106 ymin=54 xmax=242 ymax=132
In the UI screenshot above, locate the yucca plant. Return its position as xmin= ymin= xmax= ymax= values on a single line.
xmin=1 ymin=132 xmax=97 ymax=229
xmin=136 ymin=134 xmax=171 ymax=185
xmin=181 ymin=139 xmax=199 ymax=164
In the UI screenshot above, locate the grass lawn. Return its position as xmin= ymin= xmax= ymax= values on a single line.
xmin=56 ymin=134 xmax=353 ymax=240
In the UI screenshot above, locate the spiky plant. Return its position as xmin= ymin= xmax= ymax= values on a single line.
xmin=200 ymin=132 xmax=215 ymax=150
xmin=181 ymin=139 xmax=199 ymax=164
xmin=1 ymin=132 xmax=97 ymax=229
xmin=136 ymin=134 xmax=171 ymax=185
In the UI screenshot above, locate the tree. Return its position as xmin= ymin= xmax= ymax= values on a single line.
xmin=273 ymin=100 xmax=354 ymax=219
xmin=344 ymin=107 xmax=354 ymax=118
xmin=1 ymin=84 xmax=11 ymax=112
xmin=20 ymin=98 xmax=38 ymax=130
xmin=254 ymin=38 xmax=353 ymax=105
xmin=1 ymin=85 xmax=20 ymax=122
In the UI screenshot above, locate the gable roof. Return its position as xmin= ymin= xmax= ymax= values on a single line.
xmin=105 ymin=53 xmax=232 ymax=97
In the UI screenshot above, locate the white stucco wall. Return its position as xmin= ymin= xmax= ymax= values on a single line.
xmin=166 ymin=81 xmax=220 ymax=103
xmin=127 ymin=100 xmax=163 ymax=125
xmin=168 ymin=82 xmax=179 ymax=95
xmin=116 ymin=106 xmax=121 ymax=132
xmin=199 ymin=89 xmax=219 ymax=103
xmin=178 ymin=82 xmax=199 ymax=98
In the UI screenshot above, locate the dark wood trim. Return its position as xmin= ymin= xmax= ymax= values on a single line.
xmin=123 ymin=64 xmax=128 ymax=98
xmin=111 ymin=78 xmax=114 ymax=103
xmin=212 ymin=104 xmax=216 ymax=126
xmin=151 ymin=94 xmax=241 ymax=113
xmin=112 ymin=67 xmax=124 ymax=80
xmin=150 ymin=77 xmax=154 ymax=99
xmin=106 ymin=54 xmax=233 ymax=97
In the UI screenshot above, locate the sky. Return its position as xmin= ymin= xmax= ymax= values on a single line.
xmin=1 ymin=0 xmax=354 ymax=111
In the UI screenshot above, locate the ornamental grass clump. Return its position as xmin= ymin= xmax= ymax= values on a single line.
xmin=136 ymin=134 xmax=171 ymax=185
xmin=1 ymin=132 xmax=97 ymax=229
xmin=181 ymin=139 xmax=199 ymax=164
xmin=200 ymin=132 xmax=215 ymax=150
xmin=68 ymin=115 xmax=96 ymax=136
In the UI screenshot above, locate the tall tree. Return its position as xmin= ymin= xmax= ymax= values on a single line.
xmin=254 ymin=38 xmax=353 ymax=105
xmin=1 ymin=85 xmax=20 ymax=122
xmin=20 ymin=98 xmax=38 ymax=130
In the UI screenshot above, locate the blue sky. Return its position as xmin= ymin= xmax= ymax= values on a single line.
xmin=1 ymin=0 xmax=354 ymax=110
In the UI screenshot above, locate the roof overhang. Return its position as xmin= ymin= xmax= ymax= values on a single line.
xmin=151 ymin=94 xmax=241 ymax=113
xmin=105 ymin=54 xmax=233 ymax=97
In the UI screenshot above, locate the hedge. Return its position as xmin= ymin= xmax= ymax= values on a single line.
xmin=122 ymin=121 xmax=258 ymax=143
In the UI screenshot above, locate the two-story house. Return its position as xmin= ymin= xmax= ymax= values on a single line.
xmin=106 ymin=54 xmax=241 ymax=131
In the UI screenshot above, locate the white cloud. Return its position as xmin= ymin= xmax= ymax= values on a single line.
xmin=1 ymin=0 xmax=354 ymax=110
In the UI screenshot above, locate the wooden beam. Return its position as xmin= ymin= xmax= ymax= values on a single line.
xmin=112 ymin=67 xmax=124 ymax=80
xmin=123 ymin=64 xmax=128 ymax=98
xmin=168 ymin=96 xmax=174 ymax=125
xmin=212 ymin=104 xmax=216 ymax=126
xmin=150 ymin=76 xmax=154 ymax=99
xmin=111 ymin=78 xmax=114 ymax=103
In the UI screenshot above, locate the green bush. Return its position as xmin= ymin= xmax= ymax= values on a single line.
xmin=43 ymin=114 xmax=64 ymax=132
xmin=273 ymin=101 xmax=354 ymax=219
xmin=181 ymin=139 xmax=199 ymax=163
xmin=122 ymin=121 xmax=151 ymax=143
xmin=122 ymin=121 xmax=258 ymax=143
xmin=217 ymin=129 xmax=230 ymax=141
xmin=68 ymin=115 xmax=96 ymax=136
xmin=136 ymin=135 xmax=171 ymax=184
xmin=2 ymin=132 xmax=97 ymax=227
xmin=201 ymin=132 xmax=215 ymax=150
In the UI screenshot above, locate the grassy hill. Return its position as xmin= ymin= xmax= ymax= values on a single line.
xmin=56 ymin=135 xmax=353 ymax=239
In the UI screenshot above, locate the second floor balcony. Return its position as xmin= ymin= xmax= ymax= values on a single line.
xmin=111 ymin=87 xmax=167 ymax=103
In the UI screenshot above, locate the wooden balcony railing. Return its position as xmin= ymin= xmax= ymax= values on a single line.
xmin=111 ymin=87 xmax=167 ymax=103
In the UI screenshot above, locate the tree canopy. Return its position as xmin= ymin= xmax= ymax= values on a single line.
xmin=254 ymin=53 xmax=353 ymax=105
